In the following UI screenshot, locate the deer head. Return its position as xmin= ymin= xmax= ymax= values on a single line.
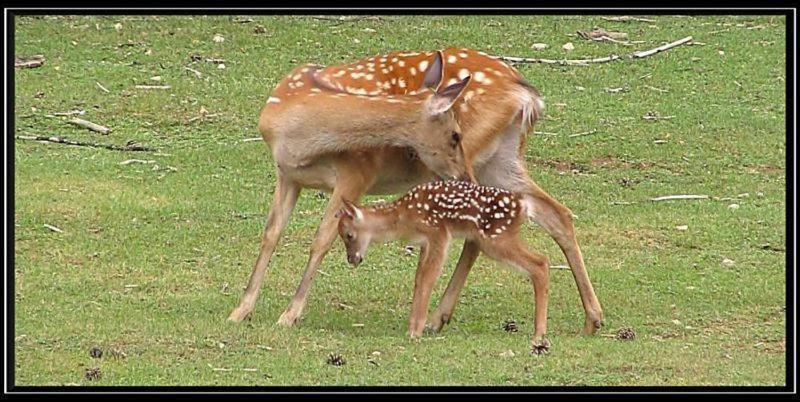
xmin=336 ymin=198 xmax=370 ymax=267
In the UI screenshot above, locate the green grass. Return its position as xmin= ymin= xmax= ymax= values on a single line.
xmin=13 ymin=15 xmax=786 ymax=386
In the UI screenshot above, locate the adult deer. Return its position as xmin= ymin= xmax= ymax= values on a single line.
xmin=229 ymin=48 xmax=604 ymax=335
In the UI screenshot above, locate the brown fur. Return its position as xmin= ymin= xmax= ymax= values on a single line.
xmin=229 ymin=48 xmax=603 ymax=336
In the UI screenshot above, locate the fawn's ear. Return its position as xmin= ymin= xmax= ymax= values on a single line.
xmin=337 ymin=198 xmax=363 ymax=221
xmin=421 ymin=50 xmax=445 ymax=90
xmin=426 ymin=75 xmax=471 ymax=116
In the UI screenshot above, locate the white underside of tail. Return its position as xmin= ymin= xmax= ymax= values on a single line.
xmin=510 ymin=86 xmax=544 ymax=133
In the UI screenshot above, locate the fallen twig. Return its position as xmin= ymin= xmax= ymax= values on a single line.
xmin=16 ymin=135 xmax=155 ymax=152
xmin=44 ymin=224 xmax=63 ymax=233
xmin=96 ymin=82 xmax=110 ymax=93
xmin=241 ymin=137 xmax=263 ymax=142
xmin=650 ymin=194 xmax=709 ymax=202
xmin=119 ymin=159 xmax=156 ymax=165
xmin=533 ymin=131 xmax=559 ymax=136
xmin=15 ymin=55 xmax=45 ymax=68
xmin=550 ymin=265 xmax=571 ymax=270
xmin=568 ymin=129 xmax=599 ymax=138
xmin=631 ymin=36 xmax=694 ymax=59
xmin=642 ymin=112 xmax=675 ymax=121
xmin=135 ymin=85 xmax=171 ymax=90
xmin=184 ymin=66 xmax=202 ymax=79
xmin=68 ymin=118 xmax=111 ymax=135
xmin=497 ymin=36 xmax=692 ymax=66
xmin=309 ymin=15 xmax=383 ymax=23
xmin=601 ymin=16 xmax=657 ymax=23
xmin=644 ymin=84 xmax=669 ymax=93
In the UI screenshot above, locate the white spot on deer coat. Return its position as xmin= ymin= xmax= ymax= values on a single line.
xmin=418 ymin=60 xmax=429 ymax=72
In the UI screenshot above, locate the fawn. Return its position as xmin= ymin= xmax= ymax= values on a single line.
xmin=336 ymin=180 xmax=551 ymax=354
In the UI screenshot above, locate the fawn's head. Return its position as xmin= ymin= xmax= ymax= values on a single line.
xmin=335 ymin=199 xmax=373 ymax=267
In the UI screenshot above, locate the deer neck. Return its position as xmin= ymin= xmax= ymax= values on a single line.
xmin=363 ymin=207 xmax=403 ymax=242
xmin=327 ymin=102 xmax=426 ymax=150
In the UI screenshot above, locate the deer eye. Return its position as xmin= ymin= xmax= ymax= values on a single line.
xmin=346 ymin=233 xmax=354 ymax=240
xmin=452 ymin=131 xmax=461 ymax=143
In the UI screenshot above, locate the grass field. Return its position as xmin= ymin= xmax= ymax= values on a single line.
xmin=12 ymin=15 xmax=787 ymax=386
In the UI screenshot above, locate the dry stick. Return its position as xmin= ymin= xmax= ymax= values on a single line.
xmin=184 ymin=66 xmax=203 ymax=79
xmin=568 ymin=129 xmax=598 ymax=138
xmin=68 ymin=118 xmax=111 ymax=135
xmin=601 ymin=16 xmax=657 ymax=23
xmin=631 ymin=36 xmax=694 ymax=58
xmin=135 ymin=85 xmax=171 ymax=90
xmin=15 ymin=55 xmax=45 ymax=68
xmin=241 ymin=137 xmax=263 ymax=142
xmin=650 ymin=194 xmax=709 ymax=202
xmin=96 ymin=82 xmax=110 ymax=93
xmin=15 ymin=135 xmax=155 ymax=152
xmin=498 ymin=36 xmax=692 ymax=66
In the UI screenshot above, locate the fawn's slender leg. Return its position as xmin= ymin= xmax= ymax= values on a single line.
xmin=229 ymin=172 xmax=301 ymax=322
xmin=276 ymin=172 xmax=373 ymax=327
xmin=520 ymin=179 xmax=602 ymax=335
xmin=427 ymin=239 xmax=480 ymax=332
xmin=408 ymin=233 xmax=450 ymax=339
xmin=481 ymin=238 xmax=551 ymax=354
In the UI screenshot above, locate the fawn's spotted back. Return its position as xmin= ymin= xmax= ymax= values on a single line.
xmin=377 ymin=180 xmax=523 ymax=238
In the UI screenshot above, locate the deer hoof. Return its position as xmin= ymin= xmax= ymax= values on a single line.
xmin=531 ymin=338 xmax=551 ymax=355
xmin=427 ymin=312 xmax=450 ymax=333
xmin=227 ymin=306 xmax=252 ymax=323
xmin=276 ymin=311 xmax=300 ymax=327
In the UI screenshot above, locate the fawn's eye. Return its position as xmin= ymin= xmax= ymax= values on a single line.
xmin=452 ymin=131 xmax=461 ymax=143
xmin=346 ymin=233 xmax=354 ymax=240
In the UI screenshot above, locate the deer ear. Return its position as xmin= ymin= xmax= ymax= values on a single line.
xmin=421 ymin=50 xmax=445 ymax=90
xmin=426 ymin=75 xmax=471 ymax=116
xmin=338 ymin=198 xmax=364 ymax=221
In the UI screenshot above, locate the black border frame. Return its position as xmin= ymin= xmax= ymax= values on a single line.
xmin=4 ymin=6 xmax=796 ymax=396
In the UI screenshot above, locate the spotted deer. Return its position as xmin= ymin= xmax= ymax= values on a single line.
xmin=336 ymin=180 xmax=551 ymax=354
xmin=229 ymin=48 xmax=604 ymax=335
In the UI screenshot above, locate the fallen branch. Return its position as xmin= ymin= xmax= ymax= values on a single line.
xmin=650 ymin=194 xmax=709 ymax=202
xmin=497 ymin=36 xmax=692 ymax=66
xmin=44 ymin=224 xmax=64 ymax=233
xmin=135 ymin=85 xmax=171 ymax=90
xmin=184 ymin=66 xmax=202 ymax=79
xmin=568 ymin=129 xmax=598 ymax=138
xmin=632 ymin=36 xmax=694 ymax=58
xmin=601 ymin=16 xmax=657 ymax=23
xmin=15 ymin=55 xmax=45 ymax=68
xmin=15 ymin=135 xmax=155 ymax=152
xmin=96 ymin=82 xmax=110 ymax=93
xmin=68 ymin=118 xmax=111 ymax=135
xmin=119 ymin=159 xmax=155 ymax=165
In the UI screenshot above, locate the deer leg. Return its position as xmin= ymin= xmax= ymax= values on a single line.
xmin=427 ymin=239 xmax=480 ymax=332
xmin=408 ymin=235 xmax=449 ymax=339
xmin=477 ymin=148 xmax=602 ymax=335
xmin=521 ymin=180 xmax=603 ymax=335
xmin=275 ymin=178 xmax=370 ymax=327
xmin=229 ymin=172 xmax=301 ymax=322
xmin=481 ymin=238 xmax=551 ymax=354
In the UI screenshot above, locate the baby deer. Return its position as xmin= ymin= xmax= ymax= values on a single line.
xmin=336 ymin=180 xmax=551 ymax=354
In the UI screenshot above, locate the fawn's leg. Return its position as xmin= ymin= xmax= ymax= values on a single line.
xmin=427 ymin=239 xmax=480 ymax=332
xmin=229 ymin=172 xmax=301 ymax=322
xmin=276 ymin=173 xmax=372 ymax=327
xmin=481 ymin=237 xmax=551 ymax=354
xmin=408 ymin=233 xmax=449 ymax=339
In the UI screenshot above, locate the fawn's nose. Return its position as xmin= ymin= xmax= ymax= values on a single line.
xmin=348 ymin=253 xmax=362 ymax=266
